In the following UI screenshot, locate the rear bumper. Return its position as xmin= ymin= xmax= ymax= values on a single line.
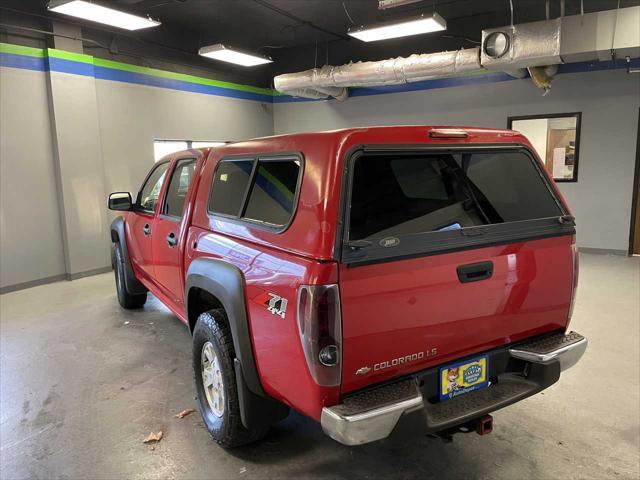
xmin=508 ymin=331 xmax=587 ymax=371
xmin=321 ymin=331 xmax=587 ymax=446
xmin=321 ymin=380 xmax=424 ymax=447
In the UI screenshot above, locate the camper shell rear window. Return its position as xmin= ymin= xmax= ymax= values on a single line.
xmin=341 ymin=146 xmax=574 ymax=265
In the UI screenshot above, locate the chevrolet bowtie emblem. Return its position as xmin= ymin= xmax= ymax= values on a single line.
xmin=355 ymin=366 xmax=371 ymax=376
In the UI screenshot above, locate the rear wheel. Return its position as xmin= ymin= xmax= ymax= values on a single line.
xmin=113 ymin=245 xmax=147 ymax=309
xmin=193 ymin=309 xmax=269 ymax=448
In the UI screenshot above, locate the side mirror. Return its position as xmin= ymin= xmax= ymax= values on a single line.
xmin=108 ymin=192 xmax=133 ymax=211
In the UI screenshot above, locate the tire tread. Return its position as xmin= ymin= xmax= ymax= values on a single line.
xmin=194 ymin=309 xmax=269 ymax=448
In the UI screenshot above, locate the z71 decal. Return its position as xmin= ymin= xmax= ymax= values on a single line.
xmin=253 ymin=291 xmax=288 ymax=319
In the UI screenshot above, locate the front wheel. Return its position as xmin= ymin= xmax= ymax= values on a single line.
xmin=113 ymin=245 xmax=147 ymax=309
xmin=192 ymin=309 xmax=269 ymax=448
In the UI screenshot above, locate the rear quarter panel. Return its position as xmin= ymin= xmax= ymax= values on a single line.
xmin=184 ymin=227 xmax=340 ymax=420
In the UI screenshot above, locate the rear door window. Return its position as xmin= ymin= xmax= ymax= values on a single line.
xmin=344 ymin=148 xmax=571 ymax=264
xmin=163 ymin=158 xmax=197 ymax=218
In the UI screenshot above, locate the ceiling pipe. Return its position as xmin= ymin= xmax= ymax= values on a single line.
xmin=274 ymin=48 xmax=484 ymax=100
xmin=274 ymin=6 xmax=640 ymax=100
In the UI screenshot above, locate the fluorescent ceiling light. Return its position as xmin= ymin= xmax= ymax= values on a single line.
xmin=48 ymin=1 xmax=160 ymax=31
xmin=348 ymin=13 xmax=446 ymax=42
xmin=198 ymin=44 xmax=272 ymax=67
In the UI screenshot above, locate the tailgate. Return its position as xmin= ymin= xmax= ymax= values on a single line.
xmin=339 ymin=235 xmax=573 ymax=393
xmin=337 ymin=145 xmax=575 ymax=393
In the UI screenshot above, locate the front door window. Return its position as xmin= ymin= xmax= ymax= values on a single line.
xmin=139 ymin=162 xmax=170 ymax=214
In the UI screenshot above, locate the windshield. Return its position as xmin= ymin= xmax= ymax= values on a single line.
xmin=348 ymin=149 xmax=563 ymax=241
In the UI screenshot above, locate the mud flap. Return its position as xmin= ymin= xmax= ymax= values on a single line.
xmin=234 ymin=358 xmax=289 ymax=430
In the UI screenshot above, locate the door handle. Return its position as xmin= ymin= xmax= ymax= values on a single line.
xmin=166 ymin=232 xmax=177 ymax=247
xmin=143 ymin=224 xmax=151 ymax=236
xmin=457 ymin=261 xmax=494 ymax=283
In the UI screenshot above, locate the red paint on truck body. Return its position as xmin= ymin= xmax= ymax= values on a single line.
xmin=121 ymin=126 xmax=575 ymax=421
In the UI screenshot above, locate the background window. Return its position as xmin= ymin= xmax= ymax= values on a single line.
xmin=139 ymin=162 xmax=169 ymax=213
xmin=154 ymin=140 xmax=187 ymax=161
xmin=163 ymin=159 xmax=196 ymax=217
xmin=154 ymin=139 xmax=227 ymax=161
xmin=243 ymin=160 xmax=300 ymax=227
xmin=209 ymin=160 xmax=254 ymax=216
xmin=192 ymin=141 xmax=226 ymax=149
xmin=508 ymin=113 xmax=581 ymax=182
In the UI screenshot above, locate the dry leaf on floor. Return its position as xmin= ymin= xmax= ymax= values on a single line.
xmin=143 ymin=431 xmax=163 ymax=443
xmin=174 ymin=409 xmax=196 ymax=419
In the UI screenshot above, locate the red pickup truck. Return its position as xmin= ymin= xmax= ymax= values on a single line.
xmin=108 ymin=126 xmax=587 ymax=447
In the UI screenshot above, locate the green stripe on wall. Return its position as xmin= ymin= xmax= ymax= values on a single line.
xmin=48 ymin=48 xmax=94 ymax=64
xmin=92 ymin=57 xmax=274 ymax=95
xmin=0 ymin=43 xmax=45 ymax=57
xmin=258 ymin=165 xmax=295 ymax=201
xmin=1 ymin=42 xmax=275 ymax=97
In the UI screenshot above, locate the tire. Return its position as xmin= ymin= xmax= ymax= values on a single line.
xmin=193 ymin=309 xmax=269 ymax=448
xmin=113 ymin=245 xmax=147 ymax=309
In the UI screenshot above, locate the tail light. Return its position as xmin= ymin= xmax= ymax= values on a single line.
xmin=568 ymin=242 xmax=579 ymax=325
xmin=297 ymin=284 xmax=342 ymax=386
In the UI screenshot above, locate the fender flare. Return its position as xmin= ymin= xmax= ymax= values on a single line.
xmin=110 ymin=217 xmax=147 ymax=295
xmin=185 ymin=258 xmax=289 ymax=428
xmin=185 ymin=257 xmax=263 ymax=395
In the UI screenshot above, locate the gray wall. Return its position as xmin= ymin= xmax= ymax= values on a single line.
xmin=96 ymin=80 xmax=273 ymax=197
xmin=48 ymin=69 xmax=111 ymax=278
xmin=274 ymin=69 xmax=640 ymax=252
xmin=0 ymin=66 xmax=67 ymax=289
xmin=0 ymin=62 xmax=274 ymax=292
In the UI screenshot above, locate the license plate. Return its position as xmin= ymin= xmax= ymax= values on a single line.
xmin=439 ymin=355 xmax=489 ymax=401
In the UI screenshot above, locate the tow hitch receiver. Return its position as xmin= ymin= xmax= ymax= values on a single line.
xmin=476 ymin=414 xmax=493 ymax=435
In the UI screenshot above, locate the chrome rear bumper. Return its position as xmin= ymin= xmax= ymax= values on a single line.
xmin=321 ymin=380 xmax=423 ymax=446
xmin=509 ymin=331 xmax=587 ymax=371
xmin=321 ymin=331 xmax=587 ymax=446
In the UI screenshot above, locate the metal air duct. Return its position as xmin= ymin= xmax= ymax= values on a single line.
xmin=274 ymin=48 xmax=483 ymax=100
xmin=274 ymin=6 xmax=640 ymax=100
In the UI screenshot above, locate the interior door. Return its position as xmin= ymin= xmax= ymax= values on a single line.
xmin=127 ymin=161 xmax=170 ymax=281
xmin=152 ymin=156 xmax=198 ymax=307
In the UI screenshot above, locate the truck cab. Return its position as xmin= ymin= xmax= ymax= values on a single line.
xmin=108 ymin=126 xmax=587 ymax=447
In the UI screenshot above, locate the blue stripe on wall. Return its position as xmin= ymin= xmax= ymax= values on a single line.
xmin=350 ymin=71 xmax=515 ymax=97
xmin=2 ymin=50 xmax=638 ymax=104
xmin=557 ymin=57 xmax=640 ymax=73
xmin=275 ymin=58 xmax=640 ymax=103
xmin=273 ymin=94 xmax=323 ymax=104
xmin=47 ymin=57 xmax=95 ymax=77
xmin=0 ymin=53 xmax=46 ymax=72
xmin=0 ymin=51 xmax=272 ymax=103
xmin=93 ymin=66 xmax=274 ymax=103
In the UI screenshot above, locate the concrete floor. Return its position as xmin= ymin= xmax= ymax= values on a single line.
xmin=0 ymin=253 xmax=638 ymax=480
